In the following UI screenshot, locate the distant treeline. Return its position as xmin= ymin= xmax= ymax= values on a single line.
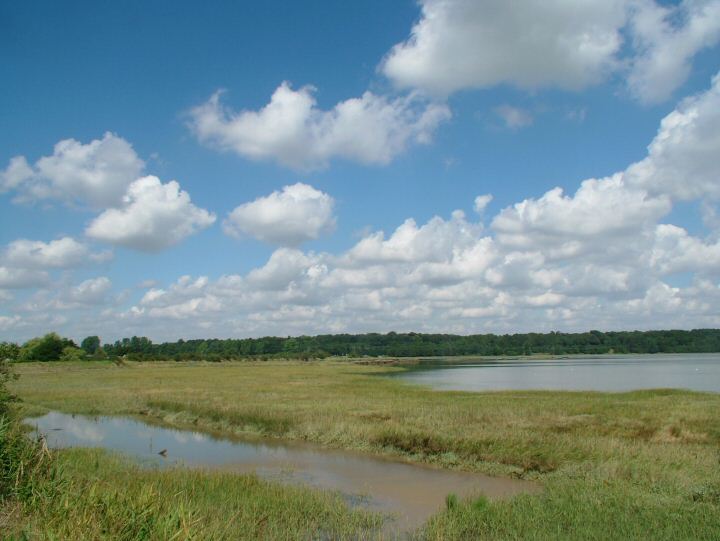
xmin=103 ymin=329 xmax=720 ymax=359
xmin=3 ymin=329 xmax=717 ymax=362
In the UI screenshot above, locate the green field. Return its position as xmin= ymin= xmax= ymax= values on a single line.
xmin=5 ymin=359 xmax=720 ymax=539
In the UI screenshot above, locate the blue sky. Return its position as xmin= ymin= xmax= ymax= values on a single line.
xmin=1 ymin=0 xmax=720 ymax=342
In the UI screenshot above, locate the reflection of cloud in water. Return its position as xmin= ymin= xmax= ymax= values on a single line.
xmin=30 ymin=409 xmax=540 ymax=534
xmin=66 ymin=421 xmax=105 ymax=443
xmin=39 ymin=412 xmax=105 ymax=443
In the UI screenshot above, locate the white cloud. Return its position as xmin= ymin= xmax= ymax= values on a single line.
xmin=0 ymin=156 xmax=33 ymax=192
xmin=474 ymin=194 xmax=493 ymax=214
xmin=188 ymin=83 xmax=450 ymax=170
xmin=492 ymin=69 xmax=720 ymax=260
xmin=382 ymin=0 xmax=628 ymax=95
xmin=344 ymin=210 xmax=484 ymax=265
xmin=651 ymin=224 xmax=720 ymax=276
xmin=2 ymin=237 xmax=111 ymax=269
xmin=628 ymin=0 xmax=720 ymax=104
xmin=63 ymin=277 xmax=113 ymax=305
xmin=0 ymin=267 xmax=49 ymax=289
xmin=625 ymin=72 xmax=720 ymax=200
xmin=381 ymin=0 xmax=720 ymax=102
xmin=0 ymin=315 xmax=22 ymax=332
xmin=1 ymin=133 xmax=145 ymax=208
xmin=491 ymin=175 xmax=670 ymax=257
xmin=101 ymin=70 xmax=716 ymax=338
xmin=86 ymin=176 xmax=216 ymax=252
xmin=246 ymin=248 xmax=321 ymax=290
xmin=224 ymin=183 xmax=335 ymax=246
xmin=5 ymin=74 xmax=720 ymax=341
xmin=494 ymin=106 xmax=533 ymax=129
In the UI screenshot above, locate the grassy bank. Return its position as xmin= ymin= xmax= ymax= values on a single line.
xmin=4 ymin=448 xmax=382 ymax=540
xmin=10 ymin=360 xmax=720 ymax=539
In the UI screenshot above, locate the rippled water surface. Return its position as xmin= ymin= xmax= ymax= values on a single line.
xmin=394 ymin=354 xmax=720 ymax=392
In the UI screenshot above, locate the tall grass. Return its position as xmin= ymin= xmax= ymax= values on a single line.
xmin=1 ymin=361 xmax=60 ymax=537
xmin=15 ymin=449 xmax=382 ymax=540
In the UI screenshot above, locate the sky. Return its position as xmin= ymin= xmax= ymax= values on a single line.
xmin=1 ymin=0 xmax=720 ymax=343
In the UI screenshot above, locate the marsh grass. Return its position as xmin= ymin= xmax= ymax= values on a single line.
xmin=146 ymin=399 xmax=294 ymax=435
xmin=10 ymin=360 xmax=720 ymax=539
xmin=6 ymin=448 xmax=383 ymax=540
xmin=422 ymin=477 xmax=720 ymax=540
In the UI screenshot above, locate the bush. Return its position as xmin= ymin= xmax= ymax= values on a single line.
xmin=0 ymin=342 xmax=19 ymax=362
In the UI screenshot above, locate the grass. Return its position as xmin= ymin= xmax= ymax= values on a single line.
xmin=9 ymin=359 xmax=720 ymax=539
xmin=3 ymin=448 xmax=383 ymax=540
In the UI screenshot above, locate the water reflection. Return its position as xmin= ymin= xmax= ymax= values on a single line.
xmin=29 ymin=411 xmax=539 ymax=533
xmin=395 ymin=354 xmax=720 ymax=392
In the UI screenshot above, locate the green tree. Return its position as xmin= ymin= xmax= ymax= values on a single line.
xmin=80 ymin=335 xmax=101 ymax=355
xmin=19 ymin=333 xmax=76 ymax=362
xmin=60 ymin=346 xmax=86 ymax=362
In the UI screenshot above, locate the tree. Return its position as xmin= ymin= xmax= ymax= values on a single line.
xmin=19 ymin=333 xmax=76 ymax=362
xmin=80 ymin=336 xmax=101 ymax=355
xmin=60 ymin=346 xmax=86 ymax=362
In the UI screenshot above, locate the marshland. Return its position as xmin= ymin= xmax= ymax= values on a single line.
xmin=2 ymin=349 xmax=720 ymax=539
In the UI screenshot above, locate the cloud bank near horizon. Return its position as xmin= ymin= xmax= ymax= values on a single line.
xmin=2 ymin=72 xmax=719 ymax=342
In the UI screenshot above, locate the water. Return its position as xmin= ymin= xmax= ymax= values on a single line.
xmin=394 ymin=354 xmax=720 ymax=392
xmin=28 ymin=411 xmax=538 ymax=533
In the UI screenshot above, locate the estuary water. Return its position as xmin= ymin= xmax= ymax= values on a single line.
xmin=28 ymin=411 xmax=538 ymax=533
xmin=394 ymin=353 xmax=720 ymax=392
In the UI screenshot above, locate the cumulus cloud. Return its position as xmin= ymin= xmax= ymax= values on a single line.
xmin=223 ymin=183 xmax=335 ymax=246
xmin=492 ymin=175 xmax=671 ymax=258
xmin=628 ymin=0 xmax=720 ymax=104
xmin=0 ymin=267 xmax=50 ymax=289
xmin=0 ymin=157 xmax=33 ymax=192
xmin=625 ymin=72 xmax=720 ymax=200
xmin=382 ymin=0 xmax=628 ymax=95
xmin=0 ymin=133 xmax=145 ymax=208
xmin=81 ymin=71 xmax=720 ymax=340
xmin=61 ymin=277 xmax=113 ymax=306
xmin=245 ymin=248 xmax=323 ymax=291
xmin=651 ymin=224 xmax=720 ymax=276
xmin=381 ymin=0 xmax=720 ymax=102
xmin=344 ymin=210 xmax=484 ymax=265
xmin=5 ymin=74 xmax=720 ymax=341
xmin=493 ymin=70 xmax=720 ymax=260
xmin=188 ymin=83 xmax=450 ymax=170
xmin=86 ymin=176 xmax=216 ymax=252
xmin=2 ymin=237 xmax=111 ymax=269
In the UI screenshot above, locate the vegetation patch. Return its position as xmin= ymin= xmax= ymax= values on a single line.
xmin=146 ymin=399 xmax=295 ymax=435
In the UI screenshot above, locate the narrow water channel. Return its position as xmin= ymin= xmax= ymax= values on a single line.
xmin=28 ymin=411 xmax=539 ymax=534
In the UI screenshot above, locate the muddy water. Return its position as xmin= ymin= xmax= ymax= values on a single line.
xmin=28 ymin=411 xmax=538 ymax=534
